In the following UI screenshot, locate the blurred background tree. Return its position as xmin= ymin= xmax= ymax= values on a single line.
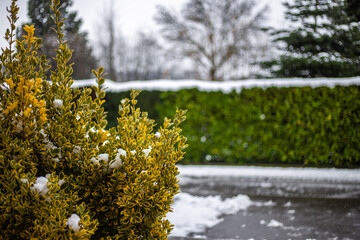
xmin=155 ymin=0 xmax=270 ymax=81
xmin=262 ymin=0 xmax=360 ymax=78
xmin=18 ymin=0 xmax=98 ymax=79
xmin=96 ymin=2 xmax=166 ymax=82
xmin=345 ymin=0 xmax=360 ymax=21
xmin=122 ymin=31 xmax=164 ymax=81
xmin=97 ymin=1 xmax=118 ymax=81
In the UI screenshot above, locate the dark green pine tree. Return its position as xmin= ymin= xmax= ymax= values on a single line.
xmin=345 ymin=0 xmax=360 ymax=21
xmin=26 ymin=0 xmax=81 ymax=36
xmin=263 ymin=0 xmax=360 ymax=78
xmin=19 ymin=0 xmax=98 ymax=79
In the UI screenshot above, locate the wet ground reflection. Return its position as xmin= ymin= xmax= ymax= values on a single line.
xmin=170 ymin=173 xmax=360 ymax=240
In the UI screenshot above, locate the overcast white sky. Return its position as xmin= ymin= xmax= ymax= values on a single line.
xmin=0 ymin=0 xmax=286 ymax=50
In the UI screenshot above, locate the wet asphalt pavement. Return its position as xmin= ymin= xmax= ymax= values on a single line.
xmin=170 ymin=175 xmax=360 ymax=240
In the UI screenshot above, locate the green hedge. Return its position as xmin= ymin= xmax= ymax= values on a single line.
xmin=104 ymin=91 xmax=163 ymax=129
xmin=103 ymin=86 xmax=360 ymax=167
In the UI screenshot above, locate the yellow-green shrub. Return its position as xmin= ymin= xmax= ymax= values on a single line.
xmin=0 ymin=1 xmax=187 ymax=239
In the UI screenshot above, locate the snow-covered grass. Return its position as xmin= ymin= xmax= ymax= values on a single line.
xmin=72 ymin=77 xmax=360 ymax=93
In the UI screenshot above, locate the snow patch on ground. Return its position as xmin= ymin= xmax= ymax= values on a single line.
xmin=267 ymin=219 xmax=284 ymax=228
xmin=167 ymin=192 xmax=252 ymax=237
xmin=72 ymin=77 xmax=360 ymax=93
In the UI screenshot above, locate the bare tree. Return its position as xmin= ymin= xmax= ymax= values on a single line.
xmin=97 ymin=1 xmax=118 ymax=81
xmin=116 ymin=32 xmax=129 ymax=81
xmin=130 ymin=32 xmax=164 ymax=80
xmin=97 ymin=5 xmax=165 ymax=81
xmin=155 ymin=0 xmax=269 ymax=81
xmin=116 ymin=31 xmax=164 ymax=81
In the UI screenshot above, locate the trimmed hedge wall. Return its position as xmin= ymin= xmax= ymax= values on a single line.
xmin=103 ymin=86 xmax=360 ymax=167
xmin=104 ymin=91 xmax=163 ymax=129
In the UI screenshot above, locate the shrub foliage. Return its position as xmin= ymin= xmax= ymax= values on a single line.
xmin=0 ymin=1 xmax=186 ymax=239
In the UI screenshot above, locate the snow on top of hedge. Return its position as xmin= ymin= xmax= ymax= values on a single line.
xmin=177 ymin=165 xmax=360 ymax=183
xmin=72 ymin=77 xmax=360 ymax=93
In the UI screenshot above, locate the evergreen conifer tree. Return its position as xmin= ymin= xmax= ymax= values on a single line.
xmin=19 ymin=0 xmax=97 ymax=79
xmin=263 ymin=0 xmax=360 ymax=78
xmin=345 ymin=0 xmax=360 ymax=21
